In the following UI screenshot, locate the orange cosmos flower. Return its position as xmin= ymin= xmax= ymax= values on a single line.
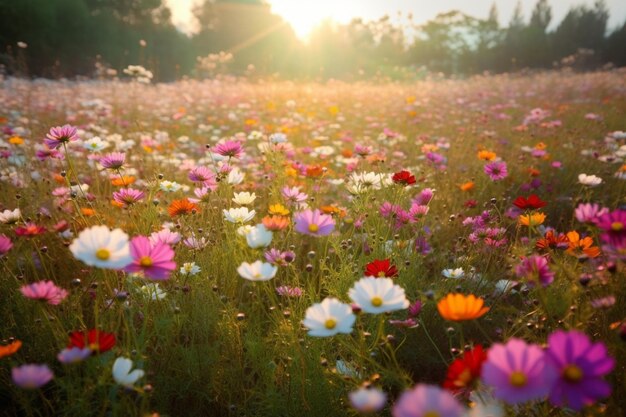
xmin=81 ymin=208 xmax=96 ymax=217
xmin=305 ymin=165 xmax=324 ymax=178
xmin=536 ymin=230 xmax=569 ymax=252
xmin=168 ymin=199 xmax=199 ymax=217
xmin=111 ymin=176 xmax=136 ymax=186
xmin=460 ymin=181 xmax=475 ymax=192
xmin=0 ymin=340 xmax=22 ymax=358
xmin=477 ymin=150 xmax=496 ymax=161
xmin=321 ymin=205 xmax=346 ymax=217
xmin=519 ymin=212 xmax=546 ymax=227
xmin=527 ymin=167 xmax=541 ymax=177
xmin=262 ymin=215 xmax=290 ymax=231
xmin=566 ymin=231 xmax=601 ymax=258
xmin=437 ymin=294 xmax=489 ymax=322
xmin=9 ymin=136 xmax=24 ymax=145
xmin=534 ymin=142 xmax=547 ymax=150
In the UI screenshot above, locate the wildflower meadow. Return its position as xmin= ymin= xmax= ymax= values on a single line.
xmin=1 ymin=69 xmax=626 ymax=416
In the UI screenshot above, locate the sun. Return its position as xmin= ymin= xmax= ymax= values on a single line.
xmin=268 ymin=0 xmax=356 ymax=40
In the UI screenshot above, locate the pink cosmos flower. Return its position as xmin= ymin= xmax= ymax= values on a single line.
xmin=112 ymin=188 xmax=145 ymax=207
xmin=294 ymin=209 xmax=335 ymax=237
xmin=515 ymin=255 xmax=554 ymax=287
xmin=484 ymin=161 xmax=508 ymax=181
xmin=12 ymin=364 xmax=54 ymax=389
xmin=125 ymin=236 xmax=176 ymax=280
xmin=20 ymin=280 xmax=68 ymax=305
xmin=99 ymin=152 xmax=126 ymax=170
xmin=575 ymin=203 xmax=608 ymax=224
xmin=44 ymin=125 xmax=79 ymax=149
xmin=213 ymin=140 xmax=244 ymax=158
xmin=188 ymin=166 xmax=217 ymax=188
xmin=0 ymin=234 xmax=13 ymax=257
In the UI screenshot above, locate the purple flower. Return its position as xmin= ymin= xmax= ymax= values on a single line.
xmin=393 ymin=384 xmax=463 ymax=417
xmin=112 ymin=188 xmax=145 ymax=207
xmin=99 ymin=152 xmax=126 ymax=170
xmin=12 ymin=364 xmax=54 ymax=389
xmin=515 ymin=255 xmax=554 ymax=287
xmin=264 ymin=249 xmax=295 ymax=266
xmin=575 ymin=203 xmax=608 ymax=224
xmin=408 ymin=300 xmax=422 ymax=317
xmin=0 ymin=234 xmax=13 ymax=257
xmin=545 ymin=330 xmax=615 ymax=410
xmin=294 ymin=209 xmax=335 ymax=237
xmin=125 ymin=236 xmax=176 ymax=280
xmin=482 ymin=338 xmax=556 ymax=404
xmin=484 ymin=161 xmax=508 ymax=181
xmin=57 ymin=347 xmax=92 ymax=364
xmin=20 ymin=280 xmax=68 ymax=305
xmin=44 ymin=125 xmax=79 ymax=149
xmin=413 ymin=188 xmax=434 ymax=205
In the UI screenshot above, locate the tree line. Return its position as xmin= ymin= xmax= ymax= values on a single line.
xmin=1 ymin=0 xmax=625 ymax=81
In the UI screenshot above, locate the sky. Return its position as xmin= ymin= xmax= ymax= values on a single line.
xmin=165 ymin=0 xmax=626 ymax=39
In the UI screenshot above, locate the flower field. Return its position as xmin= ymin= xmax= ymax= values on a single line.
xmin=1 ymin=70 xmax=626 ymax=416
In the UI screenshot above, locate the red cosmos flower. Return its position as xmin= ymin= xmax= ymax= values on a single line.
xmin=513 ymin=194 xmax=547 ymax=210
xmin=364 ymin=259 xmax=398 ymax=278
xmin=14 ymin=223 xmax=47 ymax=237
xmin=392 ymin=170 xmax=416 ymax=186
xmin=443 ymin=345 xmax=487 ymax=394
xmin=68 ymin=329 xmax=116 ymax=353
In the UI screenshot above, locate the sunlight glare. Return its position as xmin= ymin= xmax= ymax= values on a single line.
xmin=268 ymin=0 xmax=357 ymax=40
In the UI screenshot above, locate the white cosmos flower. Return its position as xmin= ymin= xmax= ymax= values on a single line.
xmin=69 ymin=225 xmax=132 ymax=269
xmin=227 ymin=168 xmax=244 ymax=185
xmin=159 ymin=180 xmax=182 ymax=192
xmin=83 ymin=137 xmax=110 ymax=152
xmin=237 ymin=261 xmax=277 ymax=281
xmin=179 ymin=262 xmax=201 ymax=276
xmin=139 ymin=283 xmax=167 ymax=300
xmin=0 ymin=208 xmax=21 ymax=224
xmin=245 ymin=224 xmax=273 ymax=248
xmin=223 ymin=207 xmax=256 ymax=224
xmin=232 ymin=191 xmax=256 ymax=205
xmin=349 ymin=387 xmax=387 ymax=413
xmin=348 ymin=277 xmax=409 ymax=314
xmin=112 ymin=357 xmax=145 ymax=387
xmin=578 ymin=173 xmax=603 ymax=187
xmin=302 ymin=298 xmax=355 ymax=337
xmin=442 ymin=268 xmax=465 ymax=279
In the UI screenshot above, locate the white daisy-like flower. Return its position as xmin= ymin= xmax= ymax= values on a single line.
xmin=112 ymin=357 xmax=145 ymax=387
xmin=159 ymin=180 xmax=182 ymax=192
xmin=245 ymin=224 xmax=273 ymax=249
xmin=223 ymin=207 xmax=256 ymax=224
xmin=227 ymin=168 xmax=244 ymax=185
xmin=237 ymin=260 xmax=277 ymax=281
xmin=0 ymin=208 xmax=21 ymax=224
xmin=139 ymin=283 xmax=167 ymax=300
xmin=442 ymin=268 xmax=465 ymax=279
xmin=179 ymin=262 xmax=201 ymax=276
xmin=348 ymin=277 xmax=409 ymax=314
xmin=83 ymin=137 xmax=110 ymax=152
xmin=232 ymin=191 xmax=256 ymax=205
xmin=302 ymin=298 xmax=355 ymax=337
xmin=69 ymin=225 xmax=132 ymax=269
xmin=578 ymin=173 xmax=603 ymax=187
xmin=349 ymin=387 xmax=387 ymax=413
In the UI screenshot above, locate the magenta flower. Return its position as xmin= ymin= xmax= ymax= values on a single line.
xmin=484 ymin=161 xmax=508 ymax=181
xmin=20 ymin=280 xmax=68 ymax=305
xmin=276 ymin=286 xmax=303 ymax=297
xmin=213 ymin=140 xmax=244 ymax=158
xmin=44 ymin=124 xmax=79 ymax=149
xmin=413 ymin=188 xmax=434 ymax=205
xmin=482 ymin=338 xmax=556 ymax=404
xmin=0 ymin=234 xmax=13 ymax=257
xmin=125 ymin=236 xmax=176 ymax=280
xmin=281 ymin=186 xmax=308 ymax=204
xmin=99 ymin=152 xmax=126 ymax=170
xmin=12 ymin=364 xmax=54 ymax=389
xmin=595 ymin=209 xmax=626 ymax=249
xmin=575 ymin=203 xmax=608 ymax=224
xmin=265 ymin=248 xmax=295 ymax=265
xmin=294 ymin=209 xmax=335 ymax=237
xmin=393 ymin=384 xmax=463 ymax=417
xmin=515 ymin=255 xmax=554 ymax=287
xmin=545 ymin=330 xmax=615 ymax=410
xmin=112 ymin=188 xmax=145 ymax=207
xmin=188 ymin=166 xmax=217 ymax=188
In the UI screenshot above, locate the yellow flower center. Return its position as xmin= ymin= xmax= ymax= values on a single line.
xmin=377 ymin=271 xmax=386 ymax=277
xmin=563 ymin=364 xmax=583 ymax=383
xmin=308 ymin=223 xmax=319 ymax=233
xmin=371 ymin=296 xmax=383 ymax=307
xmin=423 ymin=411 xmax=440 ymax=417
xmin=95 ymin=248 xmax=110 ymax=260
xmin=139 ymin=256 xmax=153 ymax=267
xmin=611 ymin=222 xmax=624 ymax=232
xmin=453 ymin=369 xmax=473 ymax=387
xmin=88 ymin=343 xmax=100 ymax=351
xmin=324 ymin=318 xmax=337 ymax=329
xmin=509 ymin=371 xmax=527 ymax=387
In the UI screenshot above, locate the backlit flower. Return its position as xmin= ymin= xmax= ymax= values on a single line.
xmin=437 ymin=293 xmax=489 ymax=321
xmin=348 ymin=277 xmax=409 ymax=314
xmin=364 ymin=259 xmax=398 ymax=278
xmin=578 ymin=173 xmax=602 ymax=187
xmin=20 ymin=280 xmax=68 ymax=305
xmin=68 ymin=329 xmax=116 ymax=353
xmin=69 ymin=225 xmax=132 ymax=269
xmin=125 ymin=236 xmax=176 ymax=280
xmin=168 ymin=199 xmax=199 ymax=217
xmin=443 ymin=345 xmax=487 ymax=394
xmin=294 ymin=209 xmax=335 ymax=236
xmin=303 ymin=298 xmax=355 ymax=337
xmin=515 ymin=255 xmax=554 ymax=287
xmin=237 ymin=260 xmax=277 ymax=281
xmin=44 ymin=124 xmax=78 ymax=149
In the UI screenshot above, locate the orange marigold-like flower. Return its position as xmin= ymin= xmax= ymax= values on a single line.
xmin=477 ymin=150 xmax=496 ymax=161
xmin=437 ymin=293 xmax=489 ymax=322
xmin=262 ymin=215 xmax=290 ymax=231
xmin=268 ymin=203 xmax=290 ymax=216
xmin=305 ymin=165 xmax=324 ymax=178
xmin=566 ymin=231 xmax=601 ymax=258
xmin=460 ymin=181 xmax=475 ymax=192
xmin=111 ymin=176 xmax=136 ymax=186
xmin=0 ymin=340 xmax=22 ymax=358
xmin=519 ymin=212 xmax=546 ymax=227
xmin=168 ymin=199 xmax=199 ymax=217
xmin=80 ymin=208 xmax=96 ymax=217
